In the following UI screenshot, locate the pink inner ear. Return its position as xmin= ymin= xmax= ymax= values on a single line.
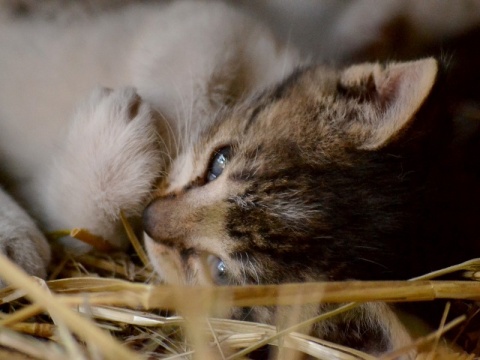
xmin=374 ymin=67 xmax=402 ymax=109
xmin=360 ymin=58 xmax=438 ymax=150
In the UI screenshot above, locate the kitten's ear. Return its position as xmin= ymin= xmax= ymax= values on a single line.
xmin=341 ymin=58 xmax=438 ymax=150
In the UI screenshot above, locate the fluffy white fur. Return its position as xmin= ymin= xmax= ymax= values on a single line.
xmin=0 ymin=1 xmax=298 ymax=262
xmin=0 ymin=188 xmax=50 ymax=284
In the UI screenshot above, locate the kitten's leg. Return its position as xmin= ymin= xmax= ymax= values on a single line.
xmin=313 ymin=303 xmax=414 ymax=359
xmin=0 ymin=187 xmax=50 ymax=284
xmin=37 ymin=87 xmax=170 ymax=252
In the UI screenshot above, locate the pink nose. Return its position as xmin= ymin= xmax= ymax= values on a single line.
xmin=142 ymin=196 xmax=187 ymax=245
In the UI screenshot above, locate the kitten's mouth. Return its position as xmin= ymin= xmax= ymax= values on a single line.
xmin=143 ymin=234 xmax=185 ymax=284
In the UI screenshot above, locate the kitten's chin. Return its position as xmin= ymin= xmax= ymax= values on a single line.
xmin=144 ymin=233 xmax=183 ymax=284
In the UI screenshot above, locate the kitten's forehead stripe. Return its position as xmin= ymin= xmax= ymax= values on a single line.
xmin=269 ymin=66 xmax=306 ymax=101
xmin=243 ymin=103 xmax=265 ymax=134
xmin=243 ymin=66 xmax=308 ymax=134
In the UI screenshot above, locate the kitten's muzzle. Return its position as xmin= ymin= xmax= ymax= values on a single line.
xmin=142 ymin=196 xmax=190 ymax=244
xmin=143 ymin=198 xmax=171 ymax=242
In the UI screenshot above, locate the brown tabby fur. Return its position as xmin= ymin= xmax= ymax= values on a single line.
xmin=142 ymin=56 xmax=480 ymax=355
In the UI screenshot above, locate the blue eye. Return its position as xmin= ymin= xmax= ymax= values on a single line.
xmin=207 ymin=255 xmax=229 ymax=285
xmin=206 ymin=146 xmax=231 ymax=182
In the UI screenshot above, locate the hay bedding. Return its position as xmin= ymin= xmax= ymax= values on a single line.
xmin=0 ymin=215 xmax=477 ymax=359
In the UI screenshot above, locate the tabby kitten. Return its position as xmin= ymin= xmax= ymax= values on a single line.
xmin=143 ymin=57 xmax=480 ymax=354
xmin=144 ymin=58 xmax=438 ymax=285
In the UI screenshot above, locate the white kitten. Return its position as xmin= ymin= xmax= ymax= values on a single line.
xmin=0 ymin=1 xmax=298 ymax=268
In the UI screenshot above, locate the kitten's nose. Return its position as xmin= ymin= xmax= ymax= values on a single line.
xmin=142 ymin=196 xmax=187 ymax=245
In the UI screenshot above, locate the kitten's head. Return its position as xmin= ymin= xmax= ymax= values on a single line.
xmin=143 ymin=58 xmax=439 ymax=353
xmin=143 ymin=58 xmax=439 ymax=287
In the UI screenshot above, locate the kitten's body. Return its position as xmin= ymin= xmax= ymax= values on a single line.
xmin=1 ymin=1 xmax=480 ymax=357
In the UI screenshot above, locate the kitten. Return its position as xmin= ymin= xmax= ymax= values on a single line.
xmin=143 ymin=53 xmax=480 ymax=354
xmin=1 ymin=0 xmax=479 ymax=357
xmin=143 ymin=58 xmax=443 ymax=355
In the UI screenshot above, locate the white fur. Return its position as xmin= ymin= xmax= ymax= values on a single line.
xmin=36 ymin=87 xmax=166 ymax=250
xmin=0 ymin=1 xmax=298 ymax=260
xmin=0 ymin=187 xmax=50 ymax=283
xmin=166 ymin=150 xmax=195 ymax=194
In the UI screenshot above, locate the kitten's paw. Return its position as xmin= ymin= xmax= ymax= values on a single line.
xmin=0 ymin=190 xmax=50 ymax=286
xmin=0 ymin=232 xmax=50 ymax=286
xmin=41 ymin=87 xmax=170 ymax=250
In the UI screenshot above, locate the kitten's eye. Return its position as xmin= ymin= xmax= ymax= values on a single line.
xmin=207 ymin=255 xmax=229 ymax=285
xmin=206 ymin=146 xmax=231 ymax=182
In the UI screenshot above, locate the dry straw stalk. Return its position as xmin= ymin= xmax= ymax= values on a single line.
xmin=40 ymin=278 xmax=480 ymax=310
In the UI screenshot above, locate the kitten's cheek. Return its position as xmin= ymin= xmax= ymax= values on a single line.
xmin=144 ymin=234 xmax=184 ymax=284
